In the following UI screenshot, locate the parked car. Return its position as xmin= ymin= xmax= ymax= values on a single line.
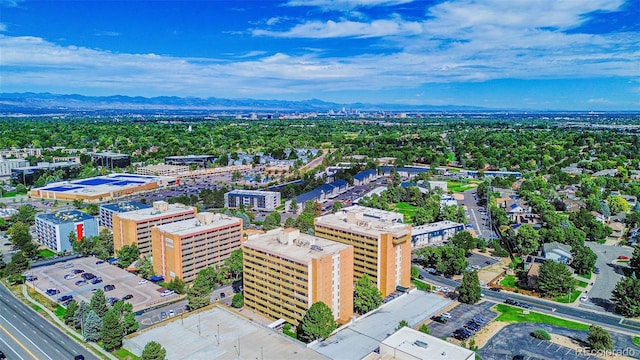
xmin=505 ymin=299 xmax=517 ymax=305
xmin=63 ymin=263 xmax=74 ymax=269
xmin=432 ymin=315 xmax=448 ymax=323
xmin=46 ymin=288 xmax=60 ymax=296
xmin=160 ymin=312 xmax=167 ymax=320
xmin=71 ymin=269 xmax=85 ymax=274
xmin=91 ymin=277 xmax=103 ymax=284
xmin=618 ymin=255 xmax=630 ymax=260
xmin=81 ymin=273 xmax=95 ymax=280
xmin=95 ymin=260 xmax=105 ymax=265
xmin=75 ymin=280 xmax=88 ymax=286
xmin=122 ymin=294 xmax=133 ymax=301
xmin=594 ymin=267 xmax=601 ymax=274
xmin=161 ymin=289 xmax=174 ymax=297
xmin=58 ymin=294 xmax=73 ymax=302
xmin=104 ymin=284 xmax=116 ymax=292
xmin=138 ymin=279 xmax=148 ymax=285
xmin=441 ymin=312 xmax=452 ymax=319
xmin=489 ymin=287 xmax=501 ymax=292
xmin=168 ymin=310 xmax=175 ymax=317
xmin=64 ymin=273 xmax=77 ymax=280
xmin=26 ymin=275 xmax=38 ymax=281
xmin=107 ymin=297 xmax=119 ymax=305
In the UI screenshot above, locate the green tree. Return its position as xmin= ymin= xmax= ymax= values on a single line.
xmin=85 ymin=203 xmax=99 ymax=215
xmin=166 ymin=277 xmax=186 ymax=294
xmin=331 ymin=201 xmax=343 ymax=213
xmin=630 ymin=243 xmax=640 ymax=274
xmin=611 ymin=276 xmax=640 ymax=317
xmin=116 ymin=244 xmax=140 ymax=268
xmin=411 ymin=265 xmax=419 ymax=279
xmin=64 ymin=301 xmax=78 ymax=326
xmin=83 ymin=309 xmax=103 ymax=342
xmin=438 ymin=246 xmax=469 ymax=277
xmin=137 ymin=256 xmax=155 ymax=279
xmin=289 ymin=198 xmax=299 ymax=213
xmin=187 ymin=269 xmax=213 ymax=310
xmin=571 ymin=244 xmax=597 ymax=276
xmin=89 ymin=289 xmax=109 ymax=318
xmin=262 ymin=212 xmax=282 ymax=231
xmin=513 ymin=224 xmax=540 ymax=256
xmin=112 ymin=300 xmax=138 ymax=335
xmin=296 ymin=301 xmax=337 ymax=342
xmin=5 ymin=251 xmax=29 ymax=276
xmin=354 ymin=274 xmax=382 ymax=314
xmin=396 ymin=320 xmax=409 ymax=331
xmin=607 ymin=195 xmax=630 ymax=215
xmin=141 ymin=341 xmax=167 ymax=360
xmin=231 ymin=292 xmax=244 ymax=308
xmin=94 ymin=229 xmax=114 ymax=260
xmin=537 ymin=261 xmax=575 ymax=297
xmin=457 ymin=271 xmax=482 ymax=304
xmin=587 ymin=325 xmax=613 ymax=351
xmin=101 ymin=308 xmax=124 ymax=351
xmin=72 ymin=199 xmax=85 ymax=209
xmin=418 ymin=324 xmax=430 ymax=334
xmin=224 ymin=249 xmax=243 ymax=280
xmin=450 ymin=231 xmax=476 ymax=252
xmin=74 ymin=301 xmax=88 ymax=330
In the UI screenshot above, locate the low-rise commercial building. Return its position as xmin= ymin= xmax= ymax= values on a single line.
xmin=411 ymin=221 xmax=465 ymax=248
xmin=90 ymin=152 xmax=131 ymax=169
xmin=151 ymin=212 xmax=243 ymax=282
xmin=224 ymin=189 xmax=281 ymax=211
xmin=35 ymin=210 xmax=99 ymax=252
xmin=99 ymin=201 xmax=152 ymax=229
xmin=135 ymin=164 xmax=189 ymax=176
xmin=243 ymin=228 xmax=354 ymax=325
xmin=0 ymin=158 xmax=29 ymax=177
xmin=314 ymin=206 xmax=411 ymax=297
xmin=165 ymin=155 xmax=216 ymax=168
xmin=12 ymin=161 xmax=81 ymax=186
xmin=362 ymin=327 xmax=475 ymax=360
xmin=112 ymin=201 xmax=196 ymax=256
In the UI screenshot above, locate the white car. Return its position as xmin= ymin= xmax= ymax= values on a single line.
xmin=580 ymin=295 xmax=589 ymax=302
xmin=160 ymin=289 xmax=174 ymax=297
xmin=138 ymin=279 xmax=148 ymax=285
xmin=64 ymin=273 xmax=77 ymax=280
xmin=441 ymin=312 xmax=452 ymax=319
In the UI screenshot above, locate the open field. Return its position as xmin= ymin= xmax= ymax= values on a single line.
xmin=494 ymin=304 xmax=590 ymax=331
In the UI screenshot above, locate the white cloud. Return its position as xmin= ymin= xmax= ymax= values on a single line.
xmin=253 ymin=17 xmax=423 ymax=38
xmin=284 ymin=0 xmax=413 ymax=11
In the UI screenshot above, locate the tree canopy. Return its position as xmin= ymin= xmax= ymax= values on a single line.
xmin=537 ymin=260 xmax=575 ymax=298
xmin=353 ymin=274 xmax=382 ymax=314
xmin=141 ymin=341 xmax=167 ymax=360
xmin=296 ymin=301 xmax=337 ymax=343
xmin=457 ymin=270 xmax=482 ymax=304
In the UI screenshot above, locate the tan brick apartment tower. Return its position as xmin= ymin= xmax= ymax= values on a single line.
xmin=243 ymin=228 xmax=354 ymax=326
xmin=112 ymin=200 xmax=196 ymax=256
xmin=314 ymin=206 xmax=412 ymax=297
xmin=151 ymin=212 xmax=243 ymax=282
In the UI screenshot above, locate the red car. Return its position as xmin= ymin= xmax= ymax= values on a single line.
xmin=618 ymin=255 xmax=629 ymax=260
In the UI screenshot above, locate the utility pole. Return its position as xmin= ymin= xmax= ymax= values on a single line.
xmin=217 ymin=324 xmax=220 ymax=345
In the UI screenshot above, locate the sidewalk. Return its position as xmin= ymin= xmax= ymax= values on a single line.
xmin=21 ymin=284 xmax=118 ymax=360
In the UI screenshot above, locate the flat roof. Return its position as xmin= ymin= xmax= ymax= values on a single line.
xmin=37 ymin=210 xmax=95 ymax=225
xmin=244 ymin=228 xmax=351 ymax=264
xmin=15 ymin=161 xmax=80 ymax=171
xmin=165 ymin=155 xmax=215 ymax=159
xmin=35 ymin=173 xmax=176 ymax=195
xmin=116 ymin=203 xmax=195 ymax=221
xmin=311 ymin=291 xmax=452 ymax=360
xmin=315 ymin=211 xmax=410 ymax=238
xmin=155 ymin=213 xmax=241 ymax=236
xmin=379 ymin=327 xmax=475 ymax=360
xmin=227 ymin=189 xmax=279 ymax=196
xmin=101 ymin=202 xmax=152 ymax=213
xmin=341 ymin=205 xmax=404 ymax=222
xmin=413 ymin=221 xmax=464 ymax=234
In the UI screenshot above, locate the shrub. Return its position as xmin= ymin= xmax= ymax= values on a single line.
xmin=531 ymin=329 xmax=551 ymax=340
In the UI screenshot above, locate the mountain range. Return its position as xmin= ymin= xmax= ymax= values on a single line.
xmin=0 ymin=92 xmax=487 ymax=115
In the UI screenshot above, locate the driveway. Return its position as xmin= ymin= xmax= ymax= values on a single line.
xmin=478 ymin=323 xmax=639 ymax=360
xmin=584 ymin=242 xmax=633 ymax=311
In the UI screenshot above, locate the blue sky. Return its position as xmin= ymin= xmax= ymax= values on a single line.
xmin=1 ymin=0 xmax=638 ymax=110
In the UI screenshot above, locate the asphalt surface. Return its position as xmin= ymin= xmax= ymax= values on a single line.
xmin=478 ymin=323 xmax=640 ymax=360
xmin=428 ymin=302 xmax=497 ymax=340
xmin=417 ymin=269 xmax=640 ymax=335
xmin=584 ymin=242 xmax=633 ymax=311
xmin=0 ymin=283 xmax=98 ymax=360
xmin=461 ymin=188 xmax=497 ymax=240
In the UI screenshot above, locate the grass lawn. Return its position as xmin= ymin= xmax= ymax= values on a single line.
xmin=500 ymin=275 xmax=518 ymax=288
xmin=553 ymin=290 xmax=583 ymax=303
xmin=393 ymin=202 xmax=418 ymax=222
xmin=1 ymin=190 xmax=18 ymax=198
xmin=54 ymin=305 xmax=66 ymax=320
xmin=113 ymin=347 xmax=140 ymax=360
xmin=412 ymin=279 xmax=431 ymax=291
xmin=39 ymin=248 xmax=56 ymax=259
xmin=575 ymin=280 xmax=589 ymax=288
xmin=494 ymin=304 xmax=590 ymax=331
xmin=580 ymin=272 xmax=592 ymax=280
xmin=446 ymin=181 xmax=477 ymax=193
xmin=633 ymin=336 xmax=640 ymax=347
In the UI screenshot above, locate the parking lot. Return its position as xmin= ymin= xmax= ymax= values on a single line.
xmin=427 ymin=301 xmax=497 ymax=340
xmin=28 ymin=257 xmax=179 ymax=311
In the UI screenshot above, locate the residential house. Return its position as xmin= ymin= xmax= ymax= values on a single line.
xmin=542 ymin=242 xmax=573 ymax=264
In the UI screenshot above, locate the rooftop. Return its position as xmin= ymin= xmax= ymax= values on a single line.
xmin=37 ymin=210 xmax=95 ymax=225
xmin=101 ymin=201 xmax=152 ymax=213
xmin=155 ymin=213 xmax=242 ymax=236
xmin=244 ymin=228 xmax=351 ymax=264
xmin=315 ymin=206 xmax=410 ymax=238
xmin=366 ymin=327 xmax=475 ymax=360
xmin=413 ymin=221 xmax=464 ymax=234
xmin=36 ymin=173 xmax=176 ymax=195
xmin=115 ymin=201 xmax=195 ymax=221
xmin=226 ymin=189 xmax=279 ymax=195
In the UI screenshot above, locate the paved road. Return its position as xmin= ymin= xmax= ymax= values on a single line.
xmin=461 ymin=188 xmax=496 ymax=240
xmin=418 ymin=269 xmax=640 ymax=336
xmin=0 ymin=283 xmax=98 ymax=360
xmin=584 ymin=242 xmax=633 ymax=311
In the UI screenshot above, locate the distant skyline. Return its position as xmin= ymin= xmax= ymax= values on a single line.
xmin=1 ymin=0 xmax=639 ymax=110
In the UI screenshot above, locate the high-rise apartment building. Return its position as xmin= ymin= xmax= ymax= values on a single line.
xmin=112 ymin=200 xmax=196 ymax=256
xmin=151 ymin=212 xmax=243 ymax=282
xmin=314 ymin=206 xmax=412 ymax=297
xmin=99 ymin=201 xmax=152 ymax=229
xmin=243 ymin=228 xmax=354 ymax=325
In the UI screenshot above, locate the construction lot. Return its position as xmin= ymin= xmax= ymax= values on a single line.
xmin=28 ymin=256 xmax=179 ymax=311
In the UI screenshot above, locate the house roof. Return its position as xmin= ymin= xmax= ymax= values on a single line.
xmin=543 ymin=241 xmax=572 ymax=254
xmin=527 ymin=263 xmax=541 ymax=277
